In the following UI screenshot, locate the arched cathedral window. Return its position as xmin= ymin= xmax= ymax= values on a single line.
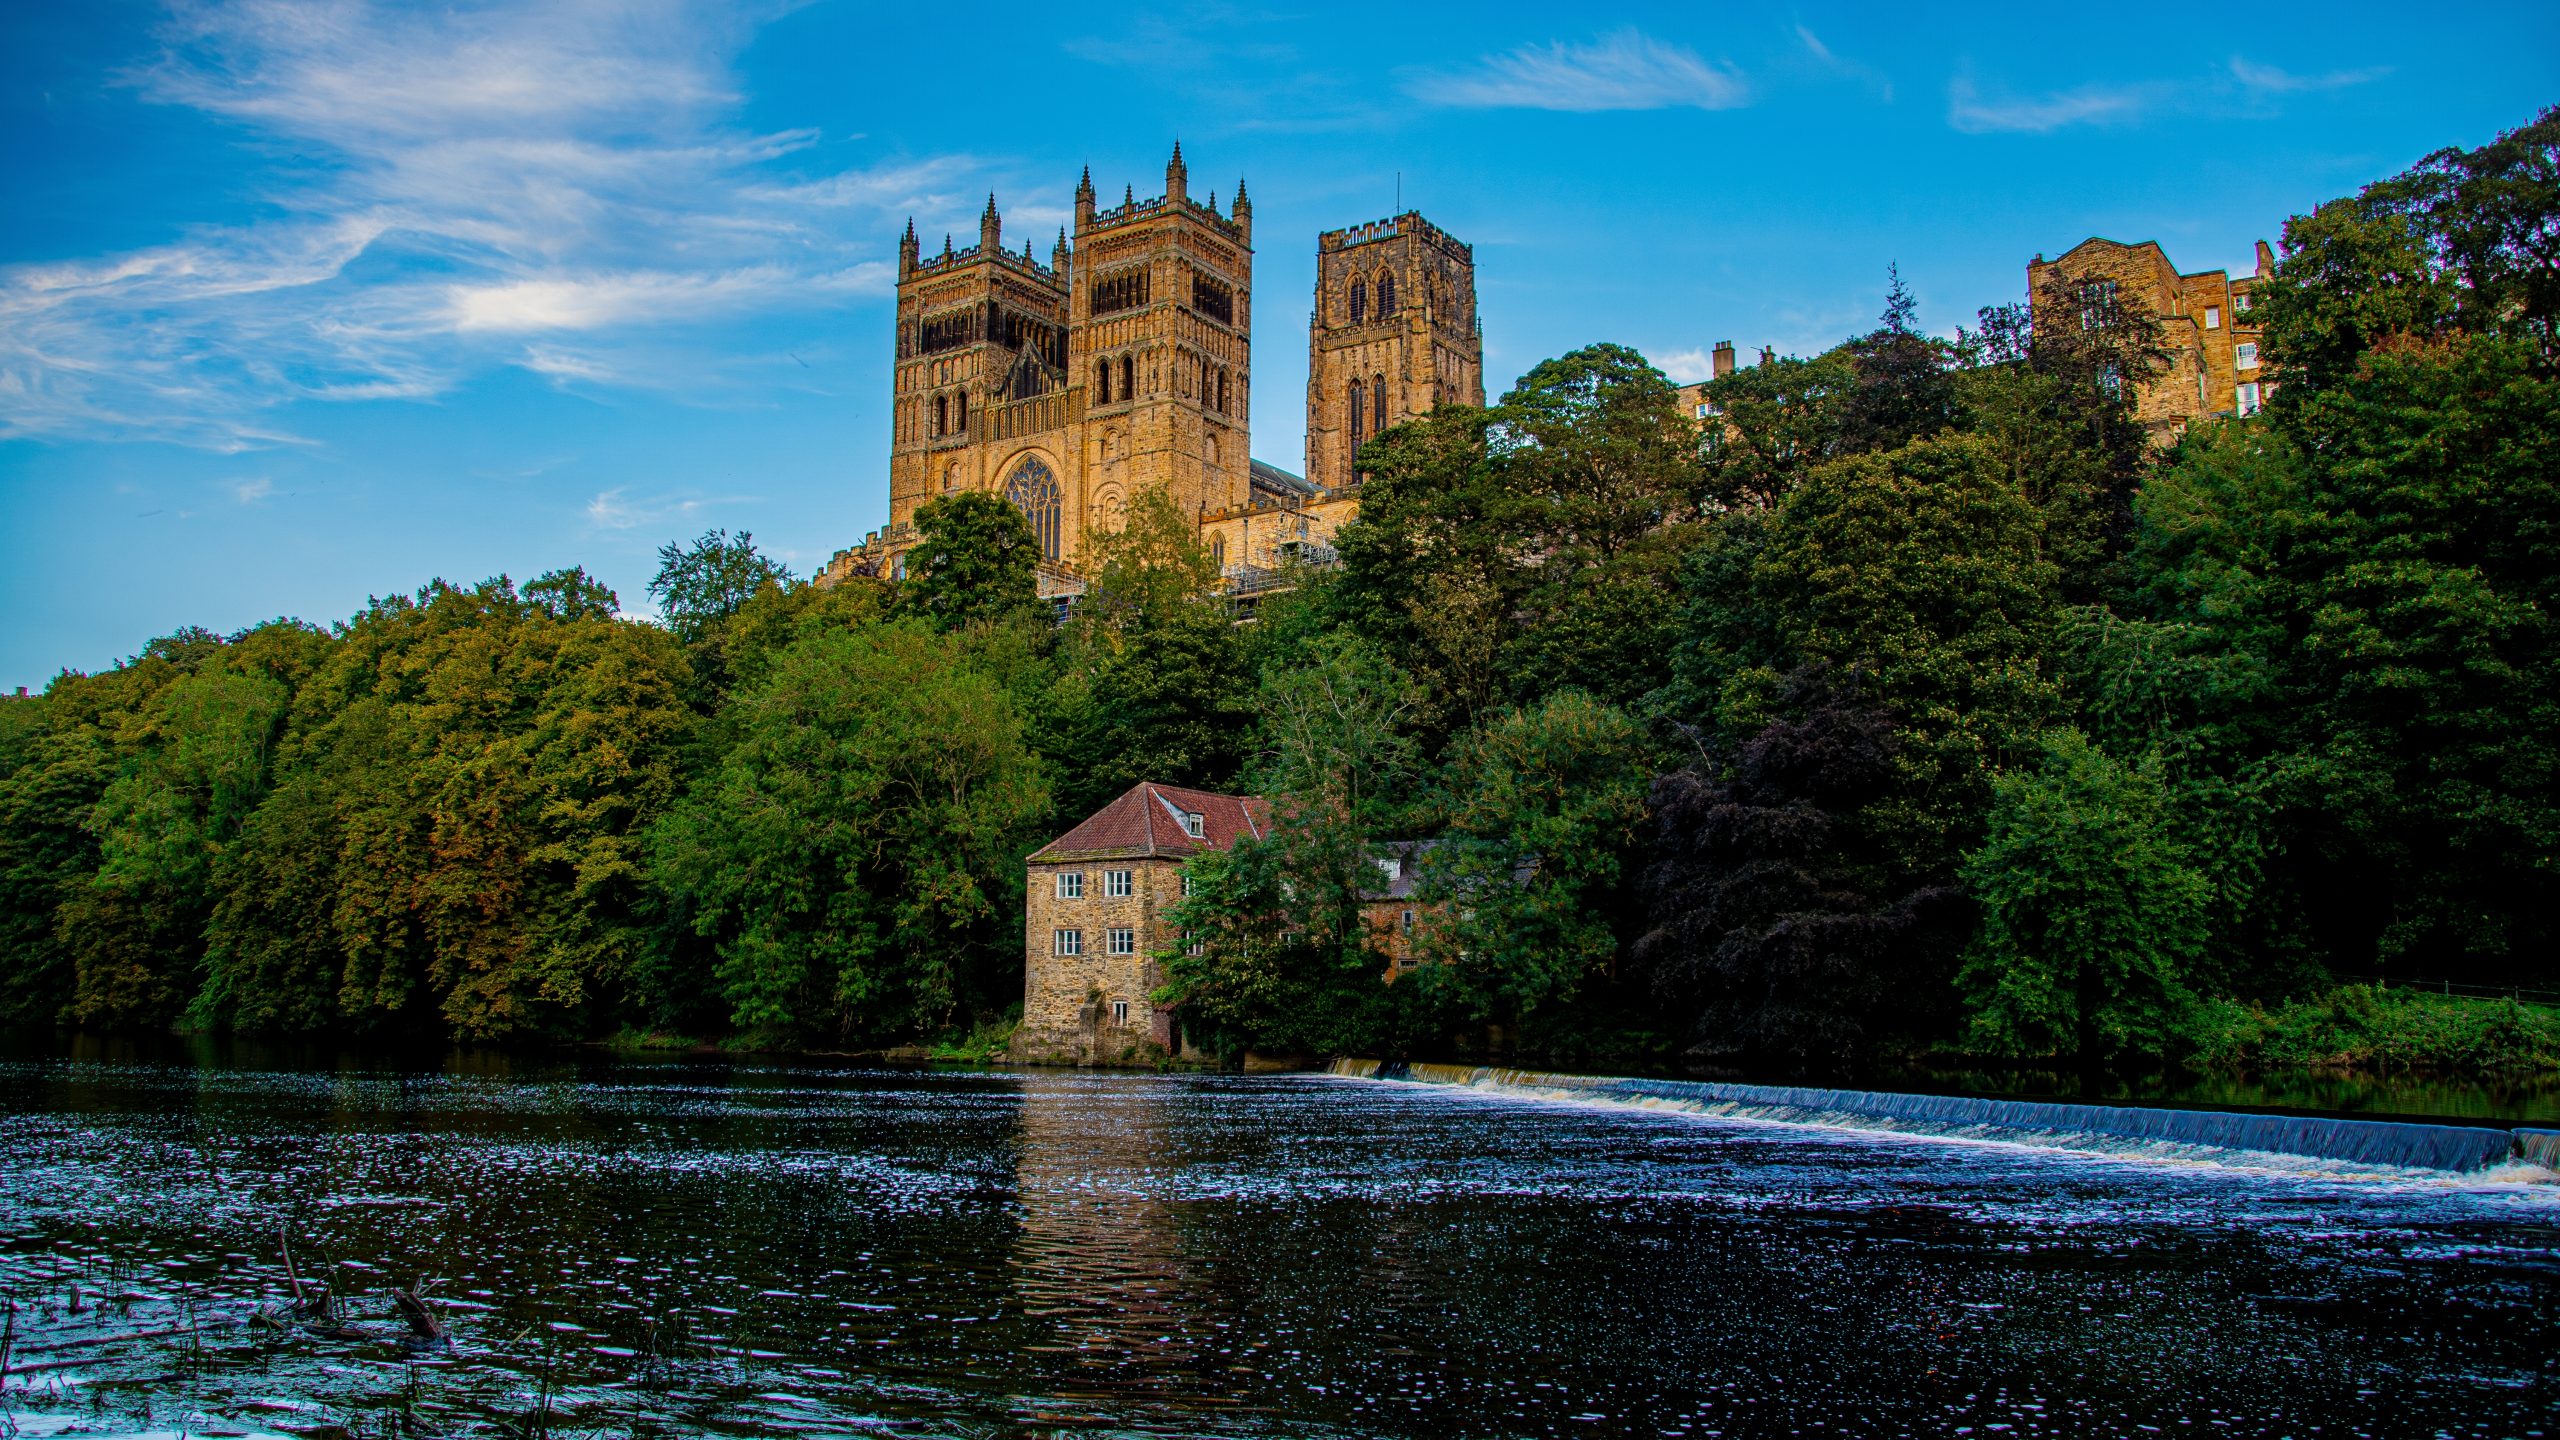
xmin=1095 ymin=359 xmax=1111 ymax=403
xmin=1377 ymin=273 xmax=1396 ymax=317
xmin=1371 ymin=375 xmax=1387 ymax=435
xmin=1350 ymin=280 xmax=1366 ymax=325
xmin=934 ymin=394 xmax=947 ymax=436
xmin=1217 ymin=368 xmax=1229 ymax=414
xmin=955 ymin=391 xmax=969 ymax=431
xmin=1120 ymin=355 xmax=1134 ymax=400
xmin=1348 ymin=378 xmax=1365 ymax=446
xmin=1005 ymin=457 xmax=1064 ymax=561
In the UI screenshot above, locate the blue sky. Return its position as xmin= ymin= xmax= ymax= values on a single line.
xmin=3 ymin=1 xmax=2553 ymax=688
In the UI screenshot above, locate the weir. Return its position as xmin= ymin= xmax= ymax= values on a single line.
xmin=1332 ymin=1059 xmax=2546 ymax=1175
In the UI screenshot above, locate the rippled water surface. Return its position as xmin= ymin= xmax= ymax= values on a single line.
xmin=1 ymin=1049 xmax=2555 ymax=1438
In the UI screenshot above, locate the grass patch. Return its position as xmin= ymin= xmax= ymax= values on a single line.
xmin=2190 ymin=985 xmax=2560 ymax=1076
xmin=927 ymin=1010 xmax=1019 ymax=1064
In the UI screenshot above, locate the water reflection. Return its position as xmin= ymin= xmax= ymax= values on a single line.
xmin=0 ymin=1046 xmax=2552 ymax=1438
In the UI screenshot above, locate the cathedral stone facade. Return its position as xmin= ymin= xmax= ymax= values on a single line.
xmin=819 ymin=150 xmax=1482 ymax=594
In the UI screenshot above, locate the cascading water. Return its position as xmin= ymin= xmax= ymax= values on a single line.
xmin=1332 ymin=1059 xmax=2546 ymax=1175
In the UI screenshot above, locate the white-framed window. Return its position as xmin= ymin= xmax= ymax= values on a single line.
xmin=1104 ymin=869 xmax=1132 ymax=898
xmin=1053 ymin=929 xmax=1082 ymax=957
xmin=1181 ymin=872 xmax=1197 ymax=898
xmin=1185 ymin=932 xmax=1205 ymax=956
xmin=1055 ymin=871 xmax=1083 ymax=900
xmin=1110 ymin=1000 xmax=1131 ymax=1025
xmin=1401 ymin=909 xmax=1416 ymax=933
xmin=2203 ymin=306 xmax=2221 ymax=330
xmin=2235 ymin=382 xmax=2263 ymax=417
xmin=2235 ymin=291 xmax=2253 ymax=313
xmin=2235 ymin=342 xmax=2259 ymax=371
xmin=1182 ymin=812 xmax=1205 ymax=838
xmin=1107 ymin=927 xmax=1135 ymax=955
xmin=1694 ymin=401 xmax=1712 ymax=419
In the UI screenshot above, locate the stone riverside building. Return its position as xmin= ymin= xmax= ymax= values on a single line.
xmin=2029 ymin=236 xmax=2276 ymax=434
xmin=1011 ymin=782 xmax=1268 ymax=1065
xmin=818 ymin=148 xmax=1483 ymax=597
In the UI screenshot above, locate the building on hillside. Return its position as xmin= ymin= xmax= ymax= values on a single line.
xmin=818 ymin=154 xmax=1484 ymax=600
xmin=2028 ymin=237 xmax=2276 ymax=436
xmin=1011 ymin=782 xmax=1268 ymax=1065
xmin=1671 ymin=341 xmax=1743 ymax=427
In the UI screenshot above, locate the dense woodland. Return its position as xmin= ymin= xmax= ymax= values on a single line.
xmin=4 ymin=112 xmax=2556 ymax=1077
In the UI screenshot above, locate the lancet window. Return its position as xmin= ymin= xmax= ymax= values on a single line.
xmin=1377 ymin=273 xmax=1396 ymax=317
xmin=1349 ymin=280 xmax=1367 ymax=326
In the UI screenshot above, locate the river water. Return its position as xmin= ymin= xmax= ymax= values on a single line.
xmin=0 ymin=1050 xmax=2554 ymax=1438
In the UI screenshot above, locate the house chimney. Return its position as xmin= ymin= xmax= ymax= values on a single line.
xmin=1711 ymin=340 xmax=1735 ymax=379
xmin=2255 ymin=239 xmax=2276 ymax=277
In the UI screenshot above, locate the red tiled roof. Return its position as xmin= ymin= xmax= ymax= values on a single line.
xmin=1031 ymin=782 xmax=1268 ymax=861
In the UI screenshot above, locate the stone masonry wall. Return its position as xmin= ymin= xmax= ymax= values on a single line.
xmin=1013 ymin=856 xmax=1185 ymax=1065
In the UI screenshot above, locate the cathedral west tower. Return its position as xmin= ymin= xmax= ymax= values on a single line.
xmin=869 ymin=145 xmax=1252 ymax=583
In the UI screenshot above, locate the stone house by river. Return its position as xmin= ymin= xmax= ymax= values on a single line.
xmin=1008 ymin=783 xmax=1444 ymax=1065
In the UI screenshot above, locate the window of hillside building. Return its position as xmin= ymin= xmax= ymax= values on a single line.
xmin=1376 ymin=856 xmax=1400 ymax=886
xmin=1186 ymin=932 xmax=1205 ymax=956
xmin=1054 ymin=929 xmax=1082 ymax=956
xmin=891 ymin=554 xmax=907 ymax=581
xmin=2236 ymin=342 xmax=2259 ymax=370
xmin=1695 ymin=402 xmax=1712 ymax=419
xmin=2077 ymin=277 xmax=2118 ymax=331
xmin=2235 ymin=291 xmax=2252 ymax=312
xmin=1401 ymin=909 xmax=1415 ymax=933
xmin=1209 ymin=534 xmax=1226 ymax=569
xmin=2236 ymin=381 xmax=2263 ymax=417
xmin=1104 ymin=869 xmax=1132 ymax=898
xmin=1182 ymin=812 xmax=1204 ymax=838
xmin=1056 ymin=871 xmax=1083 ymax=900
xmin=2204 ymin=306 xmax=2222 ymax=330
xmin=1396 ymin=952 xmax=1419 ymax=970
xmin=1349 ymin=280 xmax=1367 ymax=325
xmin=1181 ymin=871 xmax=1197 ymax=897
xmin=1377 ymin=273 xmax=1396 ymax=316
xmin=1111 ymin=1000 xmax=1131 ymax=1025
xmin=1108 ymin=927 xmax=1135 ymax=955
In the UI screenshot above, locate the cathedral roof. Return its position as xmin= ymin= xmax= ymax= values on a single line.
xmin=1249 ymin=459 xmax=1316 ymax=497
xmin=1032 ymin=783 xmax=1269 ymax=862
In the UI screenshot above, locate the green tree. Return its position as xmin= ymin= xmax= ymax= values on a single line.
xmin=650 ymin=531 xmax=791 ymax=645
xmin=1414 ymin=691 xmax=1650 ymax=1024
xmin=1162 ymin=633 xmax=1422 ymax=1054
xmin=650 ymin=620 xmax=1049 ymax=1040
xmin=1958 ymin=729 xmax=2207 ymax=1063
xmin=900 ymin=492 xmax=1044 ymax=631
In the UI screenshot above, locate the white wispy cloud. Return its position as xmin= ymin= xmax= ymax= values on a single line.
xmin=232 ymin=476 xmax=274 ymax=503
xmin=584 ymin=487 xmax=743 ymax=532
xmin=1650 ymin=348 xmax=1715 ymax=384
xmin=1947 ymin=74 xmax=2157 ymax=133
xmin=0 ymin=0 xmax=977 ymax=449
xmin=1411 ymin=30 xmax=1748 ymax=113
xmin=2229 ymin=57 xmax=2390 ymax=94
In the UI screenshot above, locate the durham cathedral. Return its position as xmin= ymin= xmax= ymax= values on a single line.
xmin=817 ymin=145 xmax=1486 ymax=595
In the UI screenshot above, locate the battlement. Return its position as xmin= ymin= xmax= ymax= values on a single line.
xmin=1320 ymin=211 xmax=1470 ymax=260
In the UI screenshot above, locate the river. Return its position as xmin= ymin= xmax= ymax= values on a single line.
xmin=1 ymin=1046 xmax=2554 ymax=1437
